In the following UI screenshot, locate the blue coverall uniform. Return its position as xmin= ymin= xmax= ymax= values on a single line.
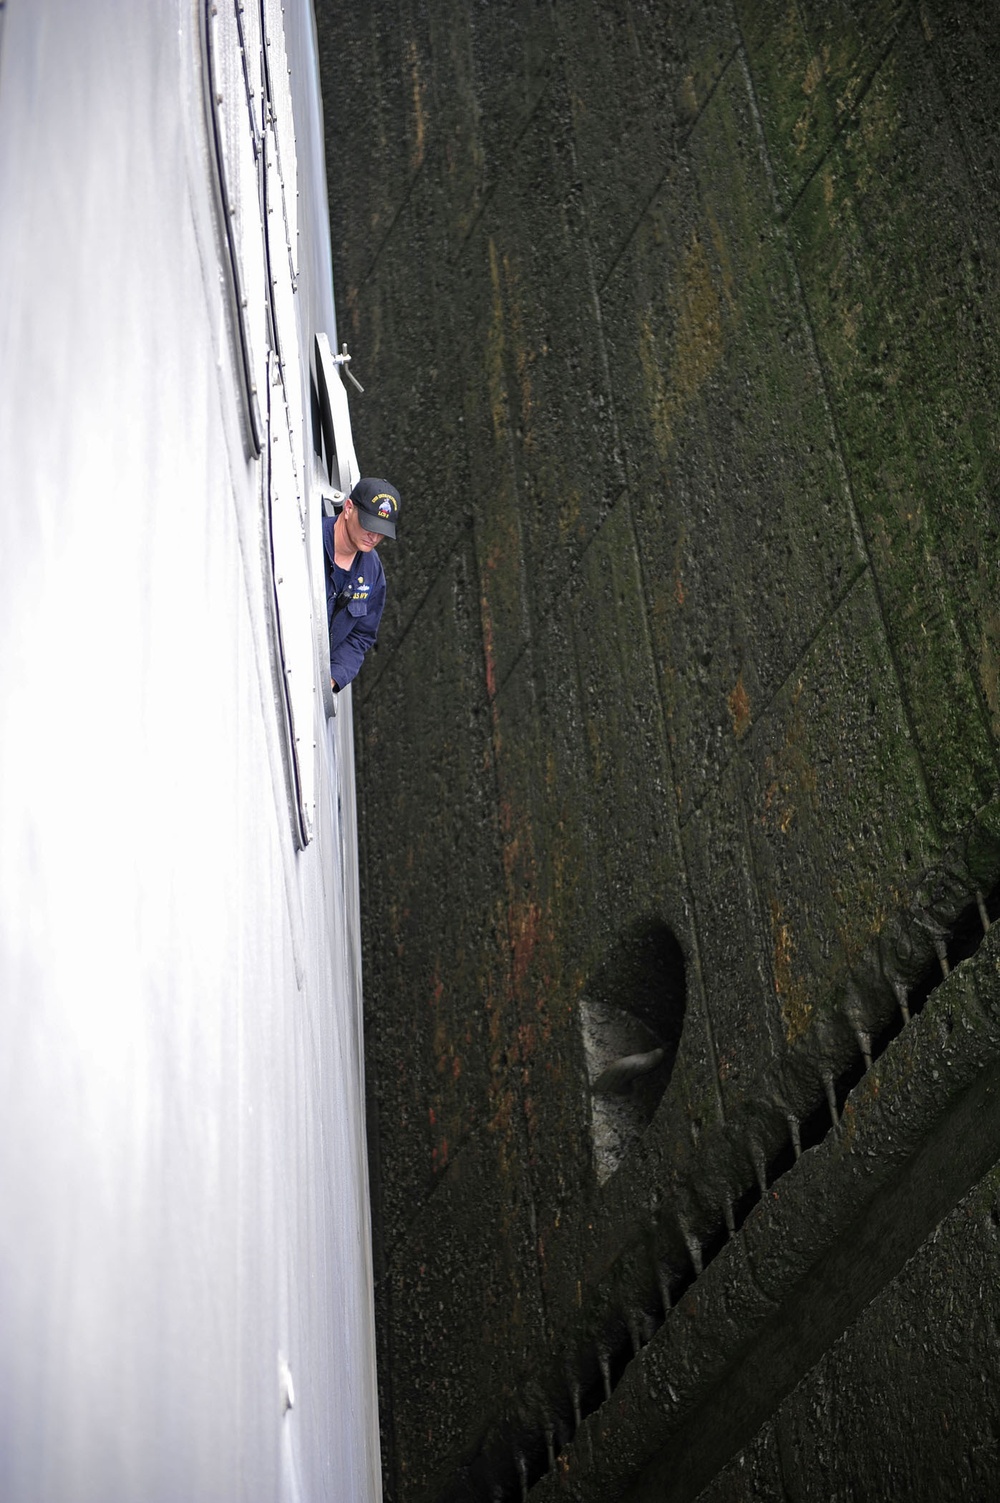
xmin=323 ymin=515 xmax=386 ymax=690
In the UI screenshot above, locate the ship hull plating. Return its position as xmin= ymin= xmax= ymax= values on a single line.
xmin=0 ymin=3 xmax=379 ymax=1498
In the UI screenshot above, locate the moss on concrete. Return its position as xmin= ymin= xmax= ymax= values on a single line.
xmin=315 ymin=0 xmax=1000 ymax=1496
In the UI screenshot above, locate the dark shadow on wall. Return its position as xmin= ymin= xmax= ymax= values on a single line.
xmin=580 ymin=917 xmax=687 ymax=1182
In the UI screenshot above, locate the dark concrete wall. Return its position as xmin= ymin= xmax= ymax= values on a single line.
xmin=314 ymin=3 xmax=1000 ymax=1499
xmin=694 ymin=1155 xmax=1000 ymax=1503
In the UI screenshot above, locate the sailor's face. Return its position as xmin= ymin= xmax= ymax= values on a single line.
xmin=344 ymin=500 xmax=384 ymax=552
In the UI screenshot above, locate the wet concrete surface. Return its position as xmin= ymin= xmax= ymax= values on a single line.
xmin=314 ymin=1 xmax=1000 ymax=1498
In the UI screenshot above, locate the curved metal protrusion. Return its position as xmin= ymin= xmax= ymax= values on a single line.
xmin=678 ymin=1217 xmax=703 ymax=1277
xmin=591 ymin=1047 xmax=665 ymax=1095
xmin=934 ymin=936 xmax=950 ymax=980
xmin=335 ymin=340 xmax=365 ymax=393
xmin=977 ymin=889 xmax=992 ymax=935
xmin=894 ymin=978 xmax=911 ymax=1024
xmin=597 ymin=1344 xmax=611 ymax=1402
xmin=515 ymin=1450 xmax=528 ymax=1503
xmin=855 ymin=1028 xmax=873 ymax=1071
xmin=787 ymin=1113 xmax=802 ymax=1159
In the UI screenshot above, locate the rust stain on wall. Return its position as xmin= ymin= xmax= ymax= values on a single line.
xmin=727 ymin=673 xmax=752 ymax=739
xmin=481 ymin=589 xmax=498 ymax=702
xmin=761 ymin=679 xmax=818 ymax=837
xmin=771 ymin=897 xmax=813 ymax=1044
xmin=510 ymin=898 xmax=542 ymax=992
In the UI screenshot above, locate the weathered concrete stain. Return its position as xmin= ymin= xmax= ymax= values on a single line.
xmin=407 ymin=37 xmax=427 ymax=173
xmin=486 ymin=238 xmax=508 ymax=447
xmin=769 ymin=897 xmax=813 ymax=1046
xmin=727 ymin=674 xmax=751 ymax=741
xmin=638 ymin=312 xmax=673 ymax=464
xmin=501 ymin=250 xmax=534 ymax=451
xmin=673 ymin=234 xmax=725 ymax=403
xmin=979 ymin=613 xmax=1000 ymax=738
xmin=317 ymin=0 xmax=1000 ymax=1497
xmin=481 ymin=597 xmax=498 ymax=702
xmin=639 ymin=230 xmax=726 ymax=466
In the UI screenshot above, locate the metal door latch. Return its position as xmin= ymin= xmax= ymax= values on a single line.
xmin=334 ymin=342 xmax=364 ymax=394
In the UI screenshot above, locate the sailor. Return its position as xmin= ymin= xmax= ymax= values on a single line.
xmin=323 ymin=477 xmax=400 ymax=691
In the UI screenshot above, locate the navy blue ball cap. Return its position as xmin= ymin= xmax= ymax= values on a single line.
xmin=350 ymin=477 xmax=401 ymax=539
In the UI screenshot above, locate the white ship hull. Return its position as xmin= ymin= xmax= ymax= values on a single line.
xmin=0 ymin=2 xmax=379 ymax=1497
